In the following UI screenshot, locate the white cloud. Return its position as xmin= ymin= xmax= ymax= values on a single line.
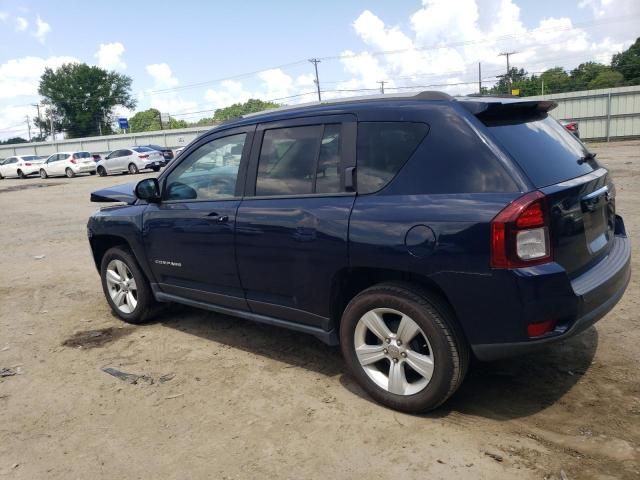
xmin=95 ymin=42 xmax=126 ymax=70
xmin=144 ymin=63 xmax=197 ymax=114
xmin=32 ymin=15 xmax=50 ymax=44
xmin=0 ymin=56 xmax=80 ymax=99
xmin=0 ymin=12 xmax=8 ymax=22
xmin=15 ymin=16 xmax=28 ymax=32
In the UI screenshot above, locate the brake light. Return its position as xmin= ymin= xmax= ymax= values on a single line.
xmin=70 ymin=158 xmax=77 ymax=164
xmin=25 ymin=162 xmax=32 ymax=166
xmin=490 ymin=191 xmax=552 ymax=268
xmin=138 ymin=154 xmax=149 ymax=159
xmin=565 ymin=122 xmax=577 ymax=132
xmin=527 ymin=319 xmax=556 ymax=337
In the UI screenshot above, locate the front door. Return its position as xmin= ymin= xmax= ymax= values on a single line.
xmin=235 ymin=115 xmax=356 ymax=329
xmin=143 ymin=126 xmax=254 ymax=310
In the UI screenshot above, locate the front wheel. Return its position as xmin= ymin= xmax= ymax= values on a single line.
xmin=128 ymin=163 xmax=139 ymax=174
xmin=39 ymin=169 xmax=48 ymax=179
xmin=340 ymin=283 xmax=469 ymax=413
xmin=97 ymin=166 xmax=107 ymax=177
xmin=100 ymin=247 xmax=158 ymax=324
xmin=17 ymin=170 xmax=26 ymax=179
xmin=65 ymin=168 xmax=75 ymax=178
xmin=152 ymin=166 xmax=160 ymax=172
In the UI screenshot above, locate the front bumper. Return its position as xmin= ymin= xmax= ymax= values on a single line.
xmin=472 ymin=227 xmax=631 ymax=361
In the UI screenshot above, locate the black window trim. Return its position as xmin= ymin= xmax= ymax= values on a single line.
xmin=158 ymin=124 xmax=256 ymax=204
xmin=245 ymin=114 xmax=357 ymax=199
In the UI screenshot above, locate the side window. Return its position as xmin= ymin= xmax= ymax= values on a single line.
xmin=256 ymin=124 xmax=342 ymax=196
xmin=357 ymin=122 xmax=429 ymax=194
xmin=164 ymin=133 xmax=246 ymax=201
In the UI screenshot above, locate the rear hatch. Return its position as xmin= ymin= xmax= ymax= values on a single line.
xmin=476 ymin=102 xmax=615 ymax=278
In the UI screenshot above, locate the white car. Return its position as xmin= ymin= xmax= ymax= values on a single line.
xmin=39 ymin=151 xmax=97 ymax=179
xmin=0 ymin=155 xmax=46 ymax=179
xmin=96 ymin=147 xmax=165 ymax=176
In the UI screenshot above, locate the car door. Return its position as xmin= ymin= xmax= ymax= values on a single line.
xmin=119 ymin=149 xmax=134 ymax=171
xmin=109 ymin=150 xmax=125 ymax=173
xmin=235 ymin=115 xmax=356 ymax=329
xmin=54 ymin=154 xmax=68 ymax=176
xmin=0 ymin=157 xmax=16 ymax=177
xmin=142 ymin=125 xmax=255 ymax=309
xmin=45 ymin=154 xmax=59 ymax=175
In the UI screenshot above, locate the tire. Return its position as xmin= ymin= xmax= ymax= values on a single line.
xmin=65 ymin=168 xmax=75 ymax=178
xmin=39 ymin=169 xmax=48 ymax=179
xmin=100 ymin=246 xmax=158 ymax=324
xmin=90 ymin=170 xmax=97 ymax=175
xmin=128 ymin=163 xmax=139 ymax=174
xmin=152 ymin=166 xmax=160 ymax=172
xmin=340 ymin=282 xmax=469 ymax=413
xmin=97 ymin=166 xmax=107 ymax=177
xmin=17 ymin=170 xmax=26 ymax=179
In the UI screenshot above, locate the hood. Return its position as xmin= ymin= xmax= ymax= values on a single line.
xmin=90 ymin=182 xmax=138 ymax=204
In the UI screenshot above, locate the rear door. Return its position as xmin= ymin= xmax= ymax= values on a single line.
xmin=143 ymin=126 xmax=254 ymax=309
xmin=235 ymin=115 xmax=356 ymax=328
xmin=484 ymin=113 xmax=615 ymax=277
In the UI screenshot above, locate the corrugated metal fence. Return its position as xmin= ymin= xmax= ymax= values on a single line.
xmin=2 ymin=85 xmax=639 ymax=158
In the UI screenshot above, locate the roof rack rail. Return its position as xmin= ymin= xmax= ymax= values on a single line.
xmin=241 ymin=90 xmax=453 ymax=119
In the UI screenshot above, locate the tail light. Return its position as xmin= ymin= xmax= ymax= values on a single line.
xmin=490 ymin=191 xmax=552 ymax=268
xmin=565 ymin=122 xmax=578 ymax=132
xmin=70 ymin=158 xmax=77 ymax=164
xmin=25 ymin=162 xmax=32 ymax=166
xmin=138 ymin=154 xmax=149 ymax=159
xmin=527 ymin=319 xmax=557 ymax=337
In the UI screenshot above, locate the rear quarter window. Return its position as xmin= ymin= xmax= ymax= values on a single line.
xmin=485 ymin=114 xmax=597 ymax=188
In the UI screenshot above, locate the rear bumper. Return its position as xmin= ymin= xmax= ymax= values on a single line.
xmin=472 ymin=230 xmax=631 ymax=361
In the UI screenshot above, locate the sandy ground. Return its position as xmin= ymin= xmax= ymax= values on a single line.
xmin=0 ymin=142 xmax=639 ymax=479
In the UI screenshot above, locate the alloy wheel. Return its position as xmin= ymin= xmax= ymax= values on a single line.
xmin=105 ymin=259 xmax=138 ymax=314
xmin=354 ymin=307 xmax=435 ymax=396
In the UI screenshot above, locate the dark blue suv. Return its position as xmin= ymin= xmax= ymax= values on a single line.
xmin=88 ymin=92 xmax=630 ymax=412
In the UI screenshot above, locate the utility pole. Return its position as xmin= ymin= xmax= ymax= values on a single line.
xmin=377 ymin=80 xmax=386 ymax=94
xmin=309 ymin=58 xmax=322 ymax=101
xmin=478 ymin=62 xmax=482 ymax=94
xmin=25 ymin=115 xmax=31 ymax=141
xmin=541 ymin=79 xmax=545 ymax=96
xmin=498 ymin=51 xmax=517 ymax=94
xmin=32 ymin=104 xmax=43 ymax=139
xmin=50 ymin=114 xmax=55 ymax=143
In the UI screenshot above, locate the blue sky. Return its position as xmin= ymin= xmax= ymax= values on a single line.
xmin=0 ymin=0 xmax=638 ymax=139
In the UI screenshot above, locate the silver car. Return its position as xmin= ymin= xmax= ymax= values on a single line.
xmin=96 ymin=147 xmax=165 ymax=176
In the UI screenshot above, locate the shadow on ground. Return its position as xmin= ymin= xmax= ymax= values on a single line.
xmin=159 ymin=304 xmax=598 ymax=420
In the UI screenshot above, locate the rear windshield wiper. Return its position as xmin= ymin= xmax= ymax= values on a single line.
xmin=577 ymin=152 xmax=597 ymax=165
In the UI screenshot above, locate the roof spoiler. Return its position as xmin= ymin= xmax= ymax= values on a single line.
xmin=460 ymin=100 xmax=558 ymax=118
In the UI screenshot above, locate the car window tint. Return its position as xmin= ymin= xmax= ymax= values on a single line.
xmin=165 ymin=133 xmax=246 ymax=201
xmin=357 ymin=122 xmax=429 ymax=194
xmin=256 ymin=125 xmax=323 ymax=196
xmin=315 ymin=124 xmax=342 ymax=194
xmin=73 ymin=152 xmax=91 ymax=159
xmin=485 ymin=114 xmax=597 ymax=188
xmin=133 ymin=147 xmax=153 ymax=153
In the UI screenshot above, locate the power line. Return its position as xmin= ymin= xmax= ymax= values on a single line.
xmin=309 ymin=58 xmax=322 ymax=101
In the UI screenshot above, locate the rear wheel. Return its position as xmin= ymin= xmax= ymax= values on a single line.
xmin=128 ymin=163 xmax=139 ymax=174
xmin=39 ymin=169 xmax=48 ymax=179
xmin=100 ymin=246 xmax=158 ymax=324
xmin=97 ymin=166 xmax=107 ymax=177
xmin=340 ymin=283 xmax=468 ymax=413
xmin=17 ymin=170 xmax=26 ymax=179
xmin=65 ymin=168 xmax=75 ymax=178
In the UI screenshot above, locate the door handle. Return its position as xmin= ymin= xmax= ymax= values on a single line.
xmin=206 ymin=212 xmax=229 ymax=223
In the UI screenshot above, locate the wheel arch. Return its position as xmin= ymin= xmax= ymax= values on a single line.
xmin=329 ymin=267 xmax=467 ymax=345
xmin=89 ymin=234 xmax=132 ymax=272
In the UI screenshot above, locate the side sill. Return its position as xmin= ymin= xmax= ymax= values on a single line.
xmin=153 ymin=290 xmax=339 ymax=346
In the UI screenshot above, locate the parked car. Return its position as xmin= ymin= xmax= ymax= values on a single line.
xmin=560 ymin=120 xmax=580 ymax=138
xmin=92 ymin=153 xmax=103 ymax=162
xmin=87 ymin=91 xmax=630 ymax=413
xmin=0 ymin=155 xmax=46 ymax=179
xmin=40 ymin=151 xmax=97 ymax=178
xmin=96 ymin=147 xmax=165 ymax=176
xmin=139 ymin=144 xmax=173 ymax=165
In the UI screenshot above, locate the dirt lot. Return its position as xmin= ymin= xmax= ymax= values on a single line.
xmin=1 ymin=142 xmax=639 ymax=479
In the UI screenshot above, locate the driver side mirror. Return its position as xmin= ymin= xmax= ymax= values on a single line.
xmin=135 ymin=178 xmax=161 ymax=203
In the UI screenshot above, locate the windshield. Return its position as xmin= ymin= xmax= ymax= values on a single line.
xmin=485 ymin=114 xmax=598 ymax=188
xmin=133 ymin=147 xmax=154 ymax=153
xmin=22 ymin=155 xmax=40 ymax=161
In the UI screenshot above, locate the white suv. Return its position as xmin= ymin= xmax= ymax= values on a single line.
xmin=0 ymin=155 xmax=46 ymax=179
xmin=40 ymin=151 xmax=97 ymax=178
xmin=96 ymin=147 xmax=164 ymax=176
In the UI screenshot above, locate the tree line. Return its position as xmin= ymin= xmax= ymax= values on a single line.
xmin=2 ymin=37 xmax=638 ymax=144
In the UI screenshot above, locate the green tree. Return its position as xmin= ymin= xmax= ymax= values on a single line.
xmin=167 ymin=117 xmax=188 ymax=129
xmin=36 ymin=63 xmax=136 ymax=138
xmin=213 ymin=98 xmax=279 ymax=122
xmin=588 ymin=70 xmax=625 ymax=89
xmin=0 ymin=137 xmax=28 ymax=145
xmin=129 ymin=108 xmax=162 ymax=133
xmin=539 ymin=67 xmax=571 ymax=94
xmin=611 ymin=37 xmax=640 ymax=85
xmin=570 ymin=62 xmax=611 ymax=90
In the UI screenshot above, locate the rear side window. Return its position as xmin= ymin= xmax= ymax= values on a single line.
xmin=485 ymin=114 xmax=597 ymax=188
xmin=133 ymin=147 xmax=154 ymax=153
xmin=256 ymin=124 xmax=342 ymax=196
xmin=357 ymin=122 xmax=429 ymax=194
